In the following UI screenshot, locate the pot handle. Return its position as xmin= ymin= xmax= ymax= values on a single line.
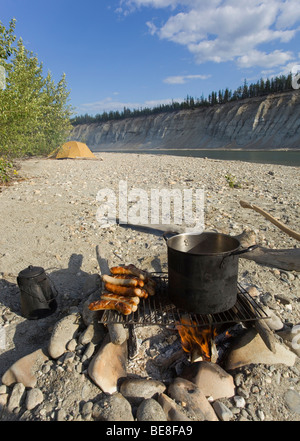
xmin=219 ymin=244 xmax=258 ymax=268
xmin=162 ymin=231 xmax=179 ymax=242
xmin=230 ymin=244 xmax=258 ymax=256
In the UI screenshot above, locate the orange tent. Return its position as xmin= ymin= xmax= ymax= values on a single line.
xmin=49 ymin=141 xmax=96 ymax=159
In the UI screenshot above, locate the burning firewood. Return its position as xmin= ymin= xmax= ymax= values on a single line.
xmin=176 ymin=317 xmax=218 ymax=363
xmin=176 ymin=319 xmax=246 ymax=365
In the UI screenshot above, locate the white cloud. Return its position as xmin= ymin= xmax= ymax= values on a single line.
xmin=120 ymin=0 xmax=300 ymax=70
xmin=163 ymin=74 xmax=211 ymax=84
xmin=261 ymin=56 xmax=300 ymax=78
xmin=78 ymin=96 xmax=183 ymax=114
xmin=276 ymin=0 xmax=300 ymax=28
xmin=237 ymin=49 xmax=294 ymax=69
xmin=117 ymin=0 xmax=182 ymax=15
xmin=144 ymin=97 xmax=183 ymax=106
xmin=79 ymin=97 xmax=140 ymax=114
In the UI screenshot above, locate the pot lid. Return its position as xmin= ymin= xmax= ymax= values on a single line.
xmin=18 ymin=265 xmax=45 ymax=278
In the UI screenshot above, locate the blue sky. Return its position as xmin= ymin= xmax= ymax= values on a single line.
xmin=2 ymin=0 xmax=300 ymax=116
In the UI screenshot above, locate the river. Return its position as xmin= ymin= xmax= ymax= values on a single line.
xmin=95 ymin=149 xmax=300 ymax=167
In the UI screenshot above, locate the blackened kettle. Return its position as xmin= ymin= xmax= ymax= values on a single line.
xmin=17 ymin=265 xmax=57 ymax=319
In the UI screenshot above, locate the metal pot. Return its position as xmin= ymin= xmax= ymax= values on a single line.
xmin=163 ymin=231 xmax=257 ymax=315
xmin=17 ymin=265 xmax=57 ymax=320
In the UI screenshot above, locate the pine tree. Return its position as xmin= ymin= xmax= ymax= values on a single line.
xmin=259 ymin=78 xmax=265 ymax=95
xmin=242 ymin=79 xmax=248 ymax=99
xmin=223 ymin=88 xmax=230 ymax=102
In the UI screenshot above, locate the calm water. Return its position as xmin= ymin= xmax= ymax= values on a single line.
xmin=96 ymin=149 xmax=300 ymax=167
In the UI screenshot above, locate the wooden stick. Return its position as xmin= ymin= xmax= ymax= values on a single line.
xmin=240 ymin=200 xmax=300 ymax=241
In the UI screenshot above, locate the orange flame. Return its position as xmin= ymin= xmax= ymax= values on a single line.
xmin=177 ymin=318 xmax=217 ymax=362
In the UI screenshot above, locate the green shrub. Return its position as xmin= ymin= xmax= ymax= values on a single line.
xmin=0 ymin=156 xmax=17 ymax=183
xmin=225 ymin=173 xmax=241 ymax=188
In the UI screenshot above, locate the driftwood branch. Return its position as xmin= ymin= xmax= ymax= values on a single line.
xmin=234 ymin=230 xmax=300 ymax=272
xmin=239 ymin=246 xmax=300 ymax=272
xmin=237 ymin=201 xmax=300 ymax=271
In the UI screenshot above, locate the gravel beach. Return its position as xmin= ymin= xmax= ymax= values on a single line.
xmin=0 ymin=152 xmax=299 ymax=421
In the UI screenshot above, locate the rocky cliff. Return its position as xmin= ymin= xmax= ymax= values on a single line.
xmin=71 ymin=90 xmax=300 ymax=150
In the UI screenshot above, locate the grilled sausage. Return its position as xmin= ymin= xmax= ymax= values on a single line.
xmin=110 ymin=265 xmax=156 ymax=287
xmin=110 ymin=266 xmax=133 ymax=276
xmin=112 ymin=274 xmax=145 ymax=287
xmin=100 ymin=293 xmax=139 ymax=311
xmin=127 ymin=264 xmax=148 ymax=281
xmin=143 ymin=282 xmax=155 ymax=296
xmin=88 ymin=299 xmax=132 ymax=315
xmin=102 ymin=274 xmax=138 ymax=287
xmin=104 ymin=283 xmax=138 ymax=296
xmin=110 ymin=264 xmax=148 ymax=281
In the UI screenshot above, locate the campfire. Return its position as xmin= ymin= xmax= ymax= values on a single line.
xmin=177 ymin=320 xmax=217 ymax=362
xmin=82 ymin=259 xmax=297 ymax=421
xmin=95 ymin=266 xmax=272 ymax=373
xmin=82 ymin=217 xmax=299 ymax=421
xmin=176 ymin=319 xmax=245 ymax=366
xmin=2 ymin=248 xmax=298 ymax=422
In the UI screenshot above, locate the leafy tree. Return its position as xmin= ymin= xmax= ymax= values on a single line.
xmin=40 ymin=72 xmax=73 ymax=154
xmin=0 ymin=18 xmax=16 ymax=61
xmin=0 ymin=19 xmax=73 ymax=159
xmin=0 ymin=39 xmax=47 ymax=156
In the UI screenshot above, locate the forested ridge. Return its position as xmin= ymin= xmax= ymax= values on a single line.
xmin=71 ymin=74 xmax=295 ymax=126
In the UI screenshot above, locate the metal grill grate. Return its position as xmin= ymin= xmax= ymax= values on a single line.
xmin=99 ymin=273 xmax=269 ymax=328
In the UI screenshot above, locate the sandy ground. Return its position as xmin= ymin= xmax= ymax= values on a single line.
xmin=0 ymin=152 xmax=299 ymax=421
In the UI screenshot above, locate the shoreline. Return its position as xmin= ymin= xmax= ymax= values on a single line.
xmin=93 ymin=148 xmax=300 ymax=151
xmin=90 ymin=148 xmax=300 ymax=167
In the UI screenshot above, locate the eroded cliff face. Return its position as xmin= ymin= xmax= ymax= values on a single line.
xmin=71 ymin=91 xmax=300 ymax=150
